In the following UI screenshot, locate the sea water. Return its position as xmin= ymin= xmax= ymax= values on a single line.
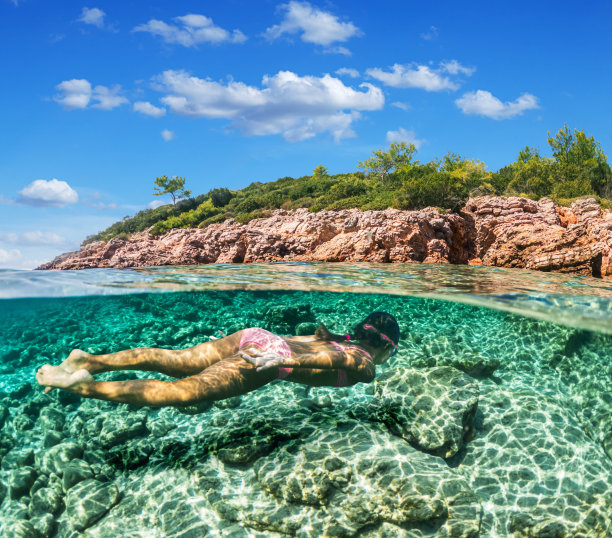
xmin=0 ymin=263 xmax=610 ymax=537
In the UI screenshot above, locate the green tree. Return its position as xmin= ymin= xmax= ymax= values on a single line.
xmin=153 ymin=175 xmax=192 ymax=205
xmin=358 ymin=142 xmax=417 ymax=182
xmin=209 ymin=187 xmax=233 ymax=208
xmin=547 ymin=125 xmax=611 ymax=196
xmin=312 ymin=165 xmax=330 ymax=180
xmin=506 ymin=150 xmax=554 ymax=199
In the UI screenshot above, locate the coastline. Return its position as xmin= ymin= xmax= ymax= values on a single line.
xmin=38 ymin=196 xmax=612 ymax=279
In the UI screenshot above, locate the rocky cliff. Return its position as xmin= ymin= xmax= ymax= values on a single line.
xmin=38 ymin=196 xmax=612 ymax=279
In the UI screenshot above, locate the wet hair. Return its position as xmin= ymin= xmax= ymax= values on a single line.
xmin=316 ymin=311 xmax=400 ymax=351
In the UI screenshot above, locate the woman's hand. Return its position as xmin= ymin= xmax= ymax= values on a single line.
xmin=238 ymin=348 xmax=298 ymax=371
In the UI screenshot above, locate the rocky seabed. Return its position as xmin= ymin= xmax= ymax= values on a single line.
xmin=0 ymin=293 xmax=611 ymax=537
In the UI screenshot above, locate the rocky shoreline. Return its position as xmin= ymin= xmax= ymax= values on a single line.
xmin=38 ymin=196 xmax=612 ymax=279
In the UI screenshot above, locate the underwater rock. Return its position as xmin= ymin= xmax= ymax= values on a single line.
xmin=36 ymin=441 xmax=83 ymax=476
xmin=29 ymin=514 xmax=55 ymax=538
xmin=1 ymin=519 xmax=40 ymax=538
xmin=295 ymin=321 xmax=319 ymax=335
xmin=62 ymin=458 xmax=94 ymax=491
xmin=106 ymin=439 xmax=153 ymax=471
xmin=98 ymin=413 xmax=147 ymax=447
xmin=0 ymin=479 xmax=6 ymax=504
xmin=452 ymin=382 xmax=612 ymax=536
xmin=9 ymin=382 xmax=32 ymax=399
xmin=38 ymin=408 xmax=65 ymax=432
xmin=372 ymin=366 xmax=479 ymax=458
xmin=42 ymin=430 xmax=64 ymax=448
xmin=28 ymin=484 xmax=63 ymax=517
xmin=155 ymin=498 xmax=210 ymax=537
xmin=263 ymin=303 xmax=315 ymax=333
xmin=63 ymin=479 xmax=119 ymax=532
xmin=1 ymin=447 xmax=34 ymax=470
xmin=8 ymin=466 xmax=38 ymax=499
xmin=252 ymin=420 xmax=481 ymax=535
xmin=0 ymin=404 xmax=8 ymax=427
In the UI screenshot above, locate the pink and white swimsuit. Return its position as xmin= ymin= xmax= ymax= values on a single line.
xmin=239 ymin=328 xmax=364 ymax=387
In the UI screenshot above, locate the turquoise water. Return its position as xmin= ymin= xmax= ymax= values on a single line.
xmin=0 ymin=263 xmax=611 ymax=536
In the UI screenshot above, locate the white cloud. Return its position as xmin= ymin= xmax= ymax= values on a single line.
xmin=78 ymin=7 xmax=105 ymax=28
xmin=155 ymin=69 xmax=384 ymax=142
xmin=440 ymin=59 xmax=475 ymax=76
xmin=391 ymin=101 xmax=410 ymax=111
xmin=161 ymin=129 xmax=174 ymax=141
xmin=264 ymin=1 xmax=360 ymax=51
xmin=54 ymin=79 xmax=128 ymax=110
xmin=0 ymin=195 xmax=15 ymax=205
xmin=91 ymin=85 xmax=129 ymax=110
xmin=0 ymin=231 xmax=67 ymax=247
xmin=147 ymin=200 xmax=166 ymax=209
xmin=455 ymin=90 xmax=539 ymax=119
xmin=386 ymin=127 xmax=425 ymax=149
xmin=134 ymin=101 xmax=166 ymax=117
xmin=133 ymin=13 xmax=246 ymax=47
xmin=17 ymin=179 xmax=79 ymax=207
xmin=0 ymin=248 xmax=22 ymax=268
xmin=366 ymin=60 xmax=474 ymax=91
xmin=54 ymin=79 xmax=92 ymax=109
xmin=335 ymin=67 xmax=360 ymax=78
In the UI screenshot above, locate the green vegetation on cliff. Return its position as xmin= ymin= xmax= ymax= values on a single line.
xmin=84 ymin=126 xmax=611 ymax=244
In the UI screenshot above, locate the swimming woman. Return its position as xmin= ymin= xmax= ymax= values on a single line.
xmin=36 ymin=312 xmax=399 ymax=408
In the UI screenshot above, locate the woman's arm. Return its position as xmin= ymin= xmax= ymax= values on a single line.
xmin=240 ymin=348 xmax=375 ymax=383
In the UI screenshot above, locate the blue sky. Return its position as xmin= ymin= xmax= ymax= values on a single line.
xmin=1 ymin=0 xmax=611 ymax=269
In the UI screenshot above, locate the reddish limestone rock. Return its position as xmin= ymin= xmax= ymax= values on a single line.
xmin=37 ymin=197 xmax=612 ymax=279
xmin=462 ymin=196 xmax=612 ymax=278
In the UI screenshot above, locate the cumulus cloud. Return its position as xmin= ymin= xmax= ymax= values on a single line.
xmin=134 ymin=101 xmax=166 ymax=117
xmin=386 ymin=127 xmax=425 ymax=149
xmin=455 ymin=90 xmax=539 ymax=119
xmin=133 ymin=13 xmax=246 ymax=46
xmin=155 ymin=69 xmax=384 ymax=142
xmin=17 ymin=179 xmax=79 ymax=207
xmin=78 ymin=7 xmax=106 ymax=28
xmin=366 ymin=60 xmax=474 ymax=91
xmin=54 ymin=79 xmax=128 ymax=110
xmin=161 ymin=129 xmax=174 ymax=141
xmin=440 ymin=59 xmax=476 ymax=76
xmin=335 ymin=67 xmax=360 ymax=78
xmin=0 ymin=231 xmax=67 ymax=247
xmin=264 ymin=1 xmax=360 ymax=51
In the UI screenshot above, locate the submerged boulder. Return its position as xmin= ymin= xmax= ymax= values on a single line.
xmin=63 ymin=479 xmax=119 ymax=532
xmin=250 ymin=421 xmax=481 ymax=535
xmin=372 ymin=366 xmax=479 ymax=458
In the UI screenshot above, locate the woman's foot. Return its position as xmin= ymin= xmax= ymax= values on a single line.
xmin=36 ymin=365 xmax=93 ymax=393
xmin=58 ymin=349 xmax=92 ymax=374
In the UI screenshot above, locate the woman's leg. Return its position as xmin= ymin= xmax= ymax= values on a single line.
xmin=37 ymin=355 xmax=276 ymax=407
xmin=54 ymin=331 xmax=244 ymax=378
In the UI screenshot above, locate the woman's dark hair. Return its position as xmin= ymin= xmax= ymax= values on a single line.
xmin=316 ymin=311 xmax=400 ymax=350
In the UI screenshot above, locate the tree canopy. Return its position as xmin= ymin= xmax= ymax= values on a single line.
xmin=357 ymin=142 xmax=417 ymax=181
xmin=153 ymin=175 xmax=192 ymax=205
